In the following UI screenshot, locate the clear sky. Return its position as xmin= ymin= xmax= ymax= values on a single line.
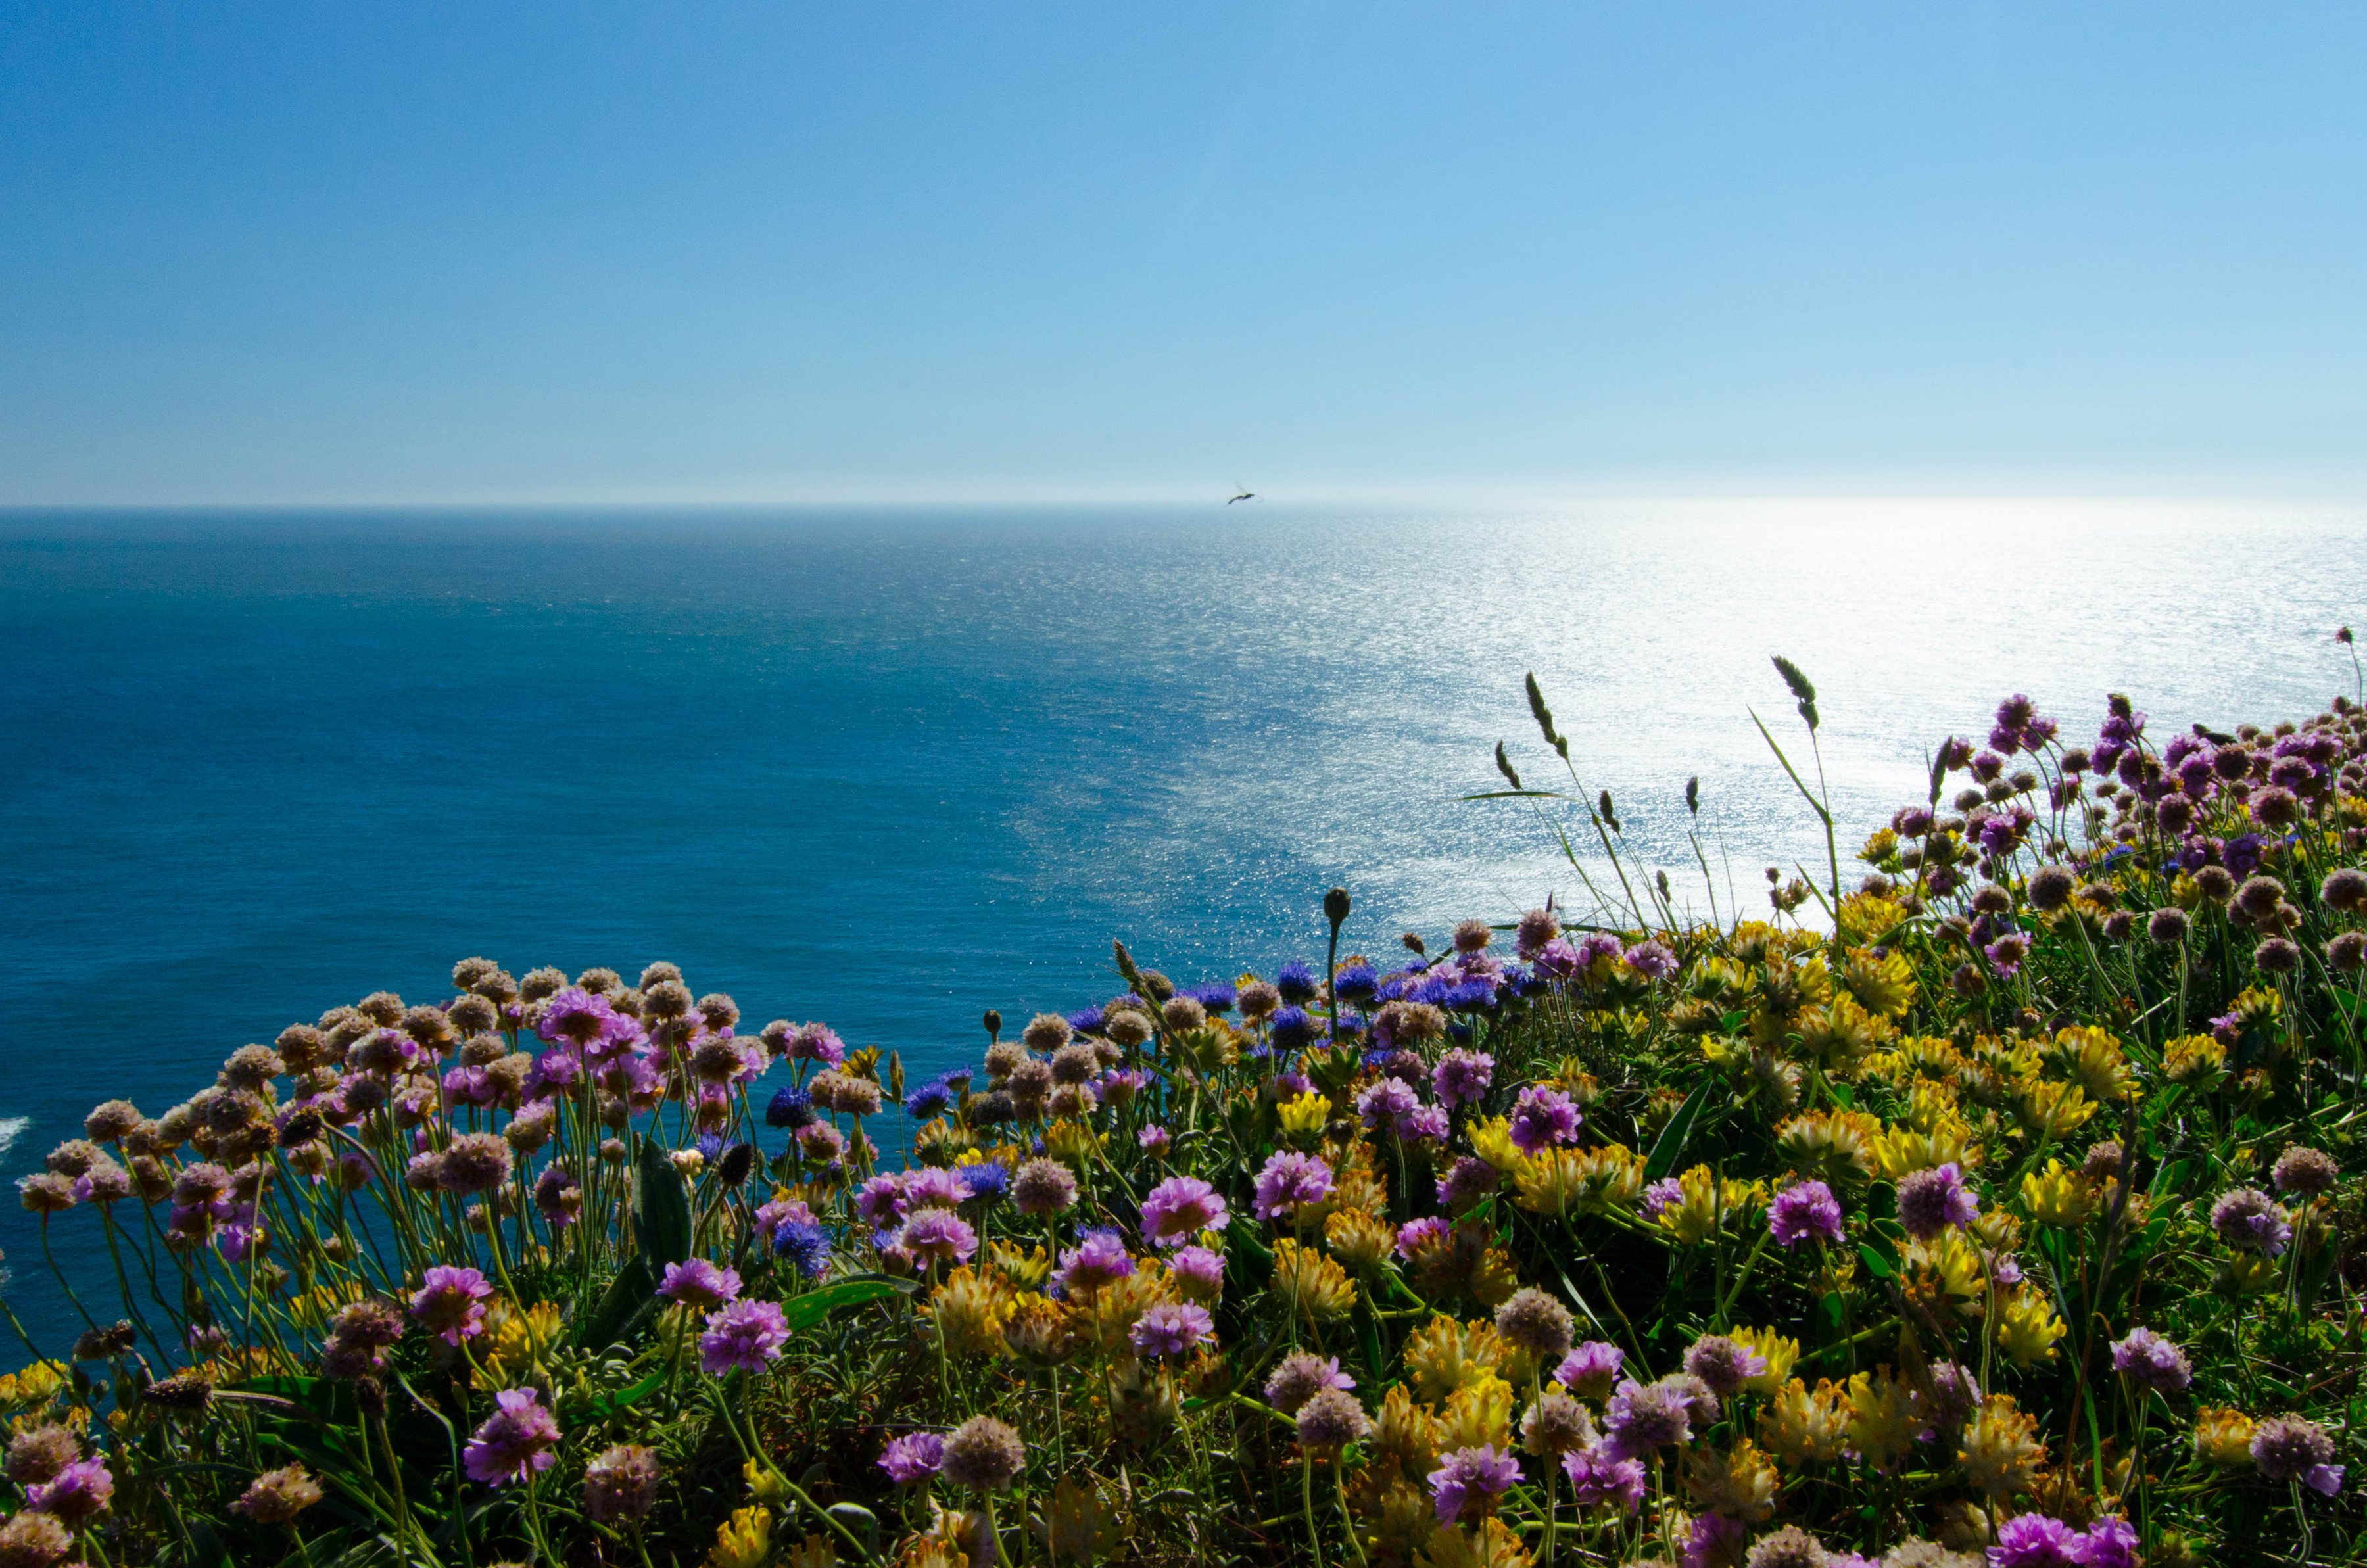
xmin=4 ymin=3 xmax=2364 ymax=504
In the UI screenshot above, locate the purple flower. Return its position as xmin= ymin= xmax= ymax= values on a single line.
xmin=1435 ymin=1156 xmax=1499 ymax=1211
xmin=2074 ymin=1517 xmax=2140 ymax=1568
xmin=658 ymin=1258 xmax=742 ymax=1310
xmin=1356 ymin=1077 xmax=1423 ymax=1135
xmin=902 ymin=1165 xmax=967 ymax=1211
xmin=1394 ymin=1216 xmax=1451 ymax=1258
xmin=699 ymin=1298 xmax=792 ymax=1374
xmin=462 ymin=1388 xmax=561 ymax=1486
xmin=1769 ymin=1180 xmax=1845 ymax=1248
xmin=1988 ymin=1512 xmax=2082 ymax=1568
xmin=1985 ymin=932 xmax=2031 ymax=977
xmin=1254 ymin=1151 xmax=1336 ymax=1222
xmin=1600 ymin=1375 xmax=1706 ymax=1460
xmin=1139 ymin=1176 xmax=1230 ymax=1247
xmin=1559 ymin=1446 xmax=1644 ymax=1513
xmin=878 ymin=1432 xmax=945 ymax=1485
xmin=1427 ymin=1444 xmax=1521 ymax=1523
xmin=1622 ymin=941 xmax=1677 ymax=980
xmin=1430 ymin=1049 xmax=1494 ymax=1109
xmin=1508 ymin=1085 xmax=1581 ymax=1154
xmin=899 ymin=1209 xmax=979 ymax=1265
xmin=2252 ymin=1413 xmax=2344 ymax=1494
xmin=1130 ymin=1300 xmax=1216 ymax=1360
xmin=1170 ymin=1244 xmax=1225 ymax=1301
xmin=855 ymin=1173 xmax=909 ymax=1227
xmin=2109 ymin=1327 xmax=2192 ymax=1394
xmin=1681 ymin=1334 xmax=1767 ymax=1398
xmin=25 ymin=1456 xmax=112 ymax=1524
xmin=2211 ymin=1186 xmax=2293 ymax=1256
xmin=410 ymin=1266 xmax=495 ymax=1346
xmin=1896 ymin=1162 xmax=1980 ymax=1241
xmin=1137 ymin=1124 xmax=1173 ymax=1157
xmin=1639 ymin=1177 xmax=1683 ymax=1218
xmin=1681 ymin=1512 xmax=1746 ymax=1568
xmin=1400 ymin=1104 xmax=1451 ymax=1143
xmin=1055 ymin=1229 xmax=1137 ymax=1293
xmin=1554 ymin=1341 xmax=1625 ymax=1400
xmin=791 ymin=1023 xmax=846 ymax=1066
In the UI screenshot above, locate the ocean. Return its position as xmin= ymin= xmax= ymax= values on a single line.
xmin=1 ymin=498 xmax=2361 ymax=1347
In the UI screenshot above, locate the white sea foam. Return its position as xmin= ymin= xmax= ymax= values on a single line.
xmin=0 ymin=1118 xmax=27 ymax=1160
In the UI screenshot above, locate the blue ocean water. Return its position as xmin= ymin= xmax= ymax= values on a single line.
xmin=2 ymin=499 xmax=2362 ymax=1346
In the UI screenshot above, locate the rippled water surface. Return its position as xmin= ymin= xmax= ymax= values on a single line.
xmin=2 ymin=499 xmax=2361 ymax=1339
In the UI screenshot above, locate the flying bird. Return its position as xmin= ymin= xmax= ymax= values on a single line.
xmin=1227 ymin=485 xmax=1257 ymax=504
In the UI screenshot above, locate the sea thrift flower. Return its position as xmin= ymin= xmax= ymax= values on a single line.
xmin=233 ymin=1461 xmax=325 ymax=1525
xmin=1494 ymin=1287 xmax=1575 ymax=1358
xmin=1356 ymin=1077 xmax=1422 ymax=1135
xmin=1265 ymin=1352 xmax=1356 ymax=1415
xmin=1639 ymin=1177 xmax=1684 ymax=1218
xmin=2273 ymin=1145 xmax=2340 ymax=1197
xmin=1556 ymin=1341 xmax=1625 ymax=1400
xmin=1988 ymin=1512 xmax=2082 ymax=1567
xmin=1427 ymin=1444 xmax=1522 ymax=1523
xmin=1431 ymin=1048 xmax=1494 ymax=1108
xmin=940 ymin=1415 xmax=1026 ymax=1491
xmin=1682 ymin=1333 xmax=1769 ymax=1398
xmin=2077 ymin=1517 xmax=2140 ymax=1568
xmin=1170 ymin=1245 xmax=1225 ymax=1302
xmin=1130 ymin=1301 xmax=1215 ymax=1360
xmin=1296 ymin=1389 xmax=1372 ymax=1453
xmin=1895 ymin=1162 xmax=1979 ymax=1241
xmin=1768 ymin=1181 xmax=1845 ymax=1247
xmin=878 ymin=1433 xmax=945 ymax=1485
xmin=462 ymin=1388 xmax=561 ymax=1486
xmin=409 ymin=1266 xmax=495 ymax=1346
xmin=699 ymin=1298 xmax=792 ymax=1374
xmin=1140 ymin=1176 xmax=1229 ymax=1245
xmin=1395 ymin=1216 xmax=1452 ymax=1259
xmin=658 ymin=1259 xmax=742 ymax=1310
xmin=2211 ymin=1185 xmax=2293 ymax=1256
xmin=1055 ymin=1229 xmax=1137 ymax=1293
xmin=1253 ymin=1151 xmax=1335 ymax=1222
xmin=1436 ymin=1155 xmax=1498 ymax=1211
xmin=1623 ymin=941 xmax=1677 ymax=980
xmin=25 ymin=1456 xmax=112 ymax=1525
xmin=581 ymin=1444 xmax=661 ymax=1524
xmin=1560 ymin=1447 xmax=1646 ymax=1513
xmin=1137 ymin=1124 xmax=1174 ymax=1158
xmin=1601 ymin=1375 xmax=1704 ymax=1460
xmin=2252 ymin=1414 xmax=2345 ymax=1494
xmin=1508 ymin=1085 xmax=1581 ymax=1153
xmin=1011 ymin=1157 xmax=1079 ymax=1217
xmin=2110 ymin=1327 xmax=2192 ymax=1394
xmin=899 ymin=1209 xmax=979 ymax=1265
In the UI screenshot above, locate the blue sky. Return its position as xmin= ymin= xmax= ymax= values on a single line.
xmin=4 ymin=3 xmax=2364 ymax=503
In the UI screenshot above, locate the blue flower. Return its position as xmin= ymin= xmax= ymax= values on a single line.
xmin=695 ymin=1132 xmax=727 ymax=1162
xmin=1270 ymin=1006 xmax=1318 ymax=1052
xmin=1331 ymin=963 xmax=1378 ymax=1003
xmin=1066 ymin=1005 xmax=1107 ymax=1035
xmin=773 ymin=1220 xmax=832 ymax=1279
xmin=1444 ymin=980 xmax=1498 ymax=1013
xmin=1275 ymin=962 xmax=1319 ymax=1005
xmin=1189 ymin=982 xmax=1238 ymax=1015
xmin=765 ymin=1086 xmax=817 ymax=1130
xmin=903 ymin=1077 xmax=953 ymax=1121
xmin=957 ymin=1162 xmax=1008 ymax=1202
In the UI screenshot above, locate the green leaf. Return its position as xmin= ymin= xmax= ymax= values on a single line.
xmin=583 ymin=1254 xmax=657 ymax=1350
xmin=1856 ymin=1241 xmax=1894 ymax=1280
xmin=634 ymin=1135 xmax=693 ymax=1270
xmin=1641 ymin=1083 xmax=1712 ymax=1185
xmin=780 ymin=1279 xmax=905 ymax=1333
xmin=580 ymin=1368 xmax=665 ymax=1422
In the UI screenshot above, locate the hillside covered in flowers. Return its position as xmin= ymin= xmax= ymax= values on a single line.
xmin=5 ymin=661 xmax=2366 ymax=1568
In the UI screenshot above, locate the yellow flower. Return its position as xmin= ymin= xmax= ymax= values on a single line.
xmin=1775 ymin=1110 xmax=1880 ymax=1185
xmin=1654 ymin=1164 xmax=1765 ymax=1247
xmin=1471 ymin=1117 xmax=1523 ymax=1173
xmin=1372 ymin=1382 xmax=1443 ymax=1484
xmin=1437 ymin=1371 xmax=1515 ymax=1452
xmin=927 ymin=1265 xmax=1015 ymax=1358
xmin=1513 ymin=1149 xmax=1589 ymax=1218
xmin=781 ymin=1534 xmax=838 ymax=1568
xmin=1278 ymin=1091 xmax=1331 ymax=1142
xmin=986 ymin=1240 xmax=1053 ymax=1291
xmin=1324 ymin=1208 xmax=1395 ymax=1274
xmin=706 ymin=1505 xmax=772 ymax=1568
xmin=2017 ymin=1079 xmax=2098 ymax=1139
xmin=1403 ymin=1316 xmax=1508 ymax=1403
xmin=1843 ymin=1366 xmax=1923 ymax=1473
xmin=1837 ymin=892 xmax=1907 ymax=948
xmin=2163 ymin=1033 xmax=2229 ymax=1089
xmin=1416 ymin=1518 xmax=1534 ymax=1568
xmin=1857 ymin=828 xmax=1900 ymax=865
xmin=1270 ymin=1238 xmax=1354 ymax=1322
xmin=1568 ymin=1143 xmax=1644 ymax=1215
xmin=2049 ymin=1026 xmax=2136 ymax=1103
xmin=1040 ymin=1472 xmax=1128 ymax=1563
xmin=1757 ymin=1378 xmax=1850 ymax=1465
xmin=1001 ymin=1293 xmax=1084 ymax=1366
xmin=744 ymin=1457 xmax=790 ymax=1505
xmin=2195 ymin=1406 xmax=2257 ymax=1466
xmin=1869 ymin=1116 xmax=1977 ymax=1182
xmin=1727 ymin=1327 xmax=1799 ymax=1394
xmin=1840 ymin=945 xmax=1917 ymax=1018
xmin=1992 ymin=1283 xmax=2067 ymax=1369
xmin=1681 ymin=1438 xmax=1779 ymax=1523
xmin=2020 ymin=1159 xmax=2100 ymax=1228
xmin=1043 ymin=1118 xmax=1105 ymax=1168
xmin=1794 ymin=993 xmax=1894 ymax=1074
xmin=482 ymin=1300 xmax=563 ymax=1381
xmin=0 ymin=1362 xmax=68 ymax=1408
xmin=1959 ymin=1392 xmax=2045 ymax=1499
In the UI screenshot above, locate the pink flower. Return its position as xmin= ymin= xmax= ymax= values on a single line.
xmin=658 ymin=1259 xmax=742 ymax=1310
xmin=1139 ymin=1176 xmax=1229 ymax=1247
xmin=700 ymin=1298 xmax=792 ymax=1374
xmin=462 ymin=1388 xmax=561 ymax=1486
xmin=1253 ymin=1151 xmax=1335 ymax=1222
xmin=409 ymin=1266 xmax=495 ymax=1346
